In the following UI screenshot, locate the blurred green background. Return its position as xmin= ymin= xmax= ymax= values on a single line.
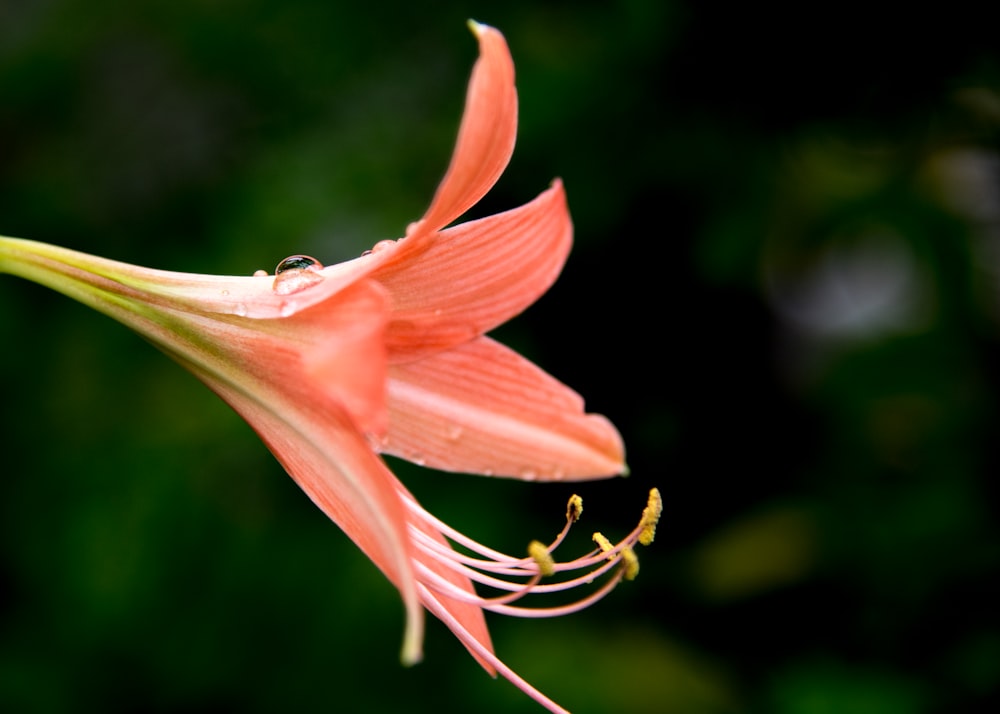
xmin=2 ymin=1 xmax=999 ymax=712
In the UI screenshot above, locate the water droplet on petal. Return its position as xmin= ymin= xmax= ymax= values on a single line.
xmin=272 ymin=254 xmax=325 ymax=295
xmin=520 ymin=468 xmax=539 ymax=481
xmin=276 ymin=255 xmax=322 ymax=273
xmin=233 ymin=303 xmax=247 ymax=317
xmin=371 ymin=239 xmax=396 ymax=253
xmin=253 ymin=269 xmax=269 ymax=277
xmin=447 ymin=425 xmax=463 ymax=441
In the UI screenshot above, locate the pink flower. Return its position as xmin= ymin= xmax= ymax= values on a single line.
xmin=0 ymin=21 xmax=659 ymax=712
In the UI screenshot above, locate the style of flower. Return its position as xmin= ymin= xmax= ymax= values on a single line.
xmin=0 ymin=21 xmax=659 ymax=713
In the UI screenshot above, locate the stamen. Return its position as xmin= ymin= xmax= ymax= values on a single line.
xmin=566 ymin=494 xmax=583 ymax=523
xmin=402 ymin=486 xmax=659 ymax=630
xmin=418 ymin=582 xmax=571 ymax=714
xmin=592 ymin=531 xmax=614 ymax=557
xmin=639 ymin=488 xmax=662 ymax=546
xmin=621 ymin=546 xmax=639 ymax=581
xmin=527 ymin=540 xmax=555 ymax=577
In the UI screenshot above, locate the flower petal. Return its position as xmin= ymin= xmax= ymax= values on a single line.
xmin=411 ymin=21 xmax=517 ymax=238
xmin=381 ymin=336 xmax=626 ymax=479
xmin=0 ymin=235 xmax=374 ymax=321
xmin=373 ymin=180 xmax=572 ymax=362
xmin=0 ymin=237 xmax=392 ymax=434
xmin=216 ymin=380 xmax=426 ymax=664
xmin=285 ymin=22 xmax=519 ymax=309
xmin=398 ymin=484 xmax=497 ymax=675
xmin=1 ymin=236 xmax=429 ymax=659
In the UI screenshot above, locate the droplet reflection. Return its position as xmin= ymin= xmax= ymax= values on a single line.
xmin=272 ymin=254 xmax=325 ymax=295
xmin=275 ymin=255 xmax=323 ymax=274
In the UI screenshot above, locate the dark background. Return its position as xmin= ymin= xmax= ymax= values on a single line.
xmin=2 ymin=1 xmax=999 ymax=712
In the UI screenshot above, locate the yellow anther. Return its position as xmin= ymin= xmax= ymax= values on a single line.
xmin=566 ymin=494 xmax=583 ymax=523
xmin=592 ymin=532 xmax=614 ymax=559
xmin=527 ymin=540 xmax=555 ymax=577
xmin=639 ymin=488 xmax=662 ymax=546
xmin=621 ymin=546 xmax=639 ymax=581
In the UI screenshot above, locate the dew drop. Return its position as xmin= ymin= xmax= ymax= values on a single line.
xmin=272 ymin=254 xmax=325 ymax=295
xmin=253 ymin=269 xmax=268 ymax=277
xmin=221 ymin=289 xmax=230 ymax=296
xmin=361 ymin=240 xmax=398 ymax=257
xmin=275 ymin=255 xmax=322 ymax=274
xmin=447 ymin=425 xmax=463 ymax=441
xmin=233 ymin=303 xmax=248 ymax=317
xmin=520 ymin=468 xmax=539 ymax=482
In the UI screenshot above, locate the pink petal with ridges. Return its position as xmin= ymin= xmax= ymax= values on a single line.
xmin=398 ymin=482 xmax=497 ymax=675
xmin=382 ymin=336 xmax=625 ymax=479
xmin=412 ymin=22 xmax=517 ymax=238
xmin=373 ymin=181 xmax=572 ymax=361
xmin=213 ymin=378 xmax=427 ymax=664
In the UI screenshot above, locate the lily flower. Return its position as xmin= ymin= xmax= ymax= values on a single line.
xmin=0 ymin=21 xmax=655 ymax=713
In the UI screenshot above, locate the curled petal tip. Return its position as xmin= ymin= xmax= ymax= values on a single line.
xmin=398 ymin=581 xmax=426 ymax=667
xmin=400 ymin=623 xmax=424 ymax=667
xmin=415 ymin=16 xmax=516 ymax=237
xmin=400 ymin=648 xmax=424 ymax=667
xmin=466 ymin=19 xmax=489 ymax=36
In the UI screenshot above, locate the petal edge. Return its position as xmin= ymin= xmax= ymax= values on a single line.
xmin=411 ymin=22 xmax=517 ymax=237
xmin=382 ymin=336 xmax=626 ymax=480
xmin=377 ymin=181 xmax=573 ymax=362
